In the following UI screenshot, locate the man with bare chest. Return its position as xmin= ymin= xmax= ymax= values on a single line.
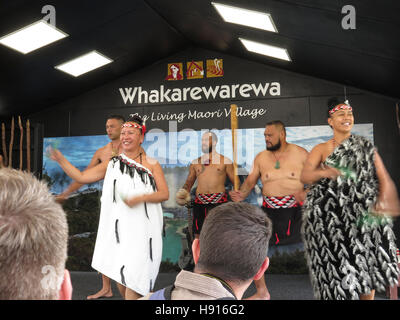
xmin=176 ymin=132 xmax=235 ymax=239
xmin=57 ymin=114 xmax=126 ymax=300
xmin=230 ymin=120 xmax=308 ymax=299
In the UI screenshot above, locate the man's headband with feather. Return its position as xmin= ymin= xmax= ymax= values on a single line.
xmin=329 ymin=100 xmax=352 ymax=115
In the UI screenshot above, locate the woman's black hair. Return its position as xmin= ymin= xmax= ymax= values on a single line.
xmin=126 ymin=115 xmax=145 ymax=134
xmin=126 ymin=115 xmax=144 ymax=125
xmin=326 ymin=97 xmax=340 ymax=118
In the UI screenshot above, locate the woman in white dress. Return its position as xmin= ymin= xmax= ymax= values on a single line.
xmin=50 ymin=116 xmax=169 ymax=300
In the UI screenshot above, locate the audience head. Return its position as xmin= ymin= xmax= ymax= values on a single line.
xmin=193 ymin=202 xmax=272 ymax=293
xmin=0 ymin=168 xmax=69 ymax=299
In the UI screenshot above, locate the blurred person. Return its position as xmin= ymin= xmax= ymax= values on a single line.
xmin=0 ymin=168 xmax=71 ymax=300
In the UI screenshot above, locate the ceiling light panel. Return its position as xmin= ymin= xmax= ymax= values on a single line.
xmin=55 ymin=51 xmax=113 ymax=77
xmin=212 ymin=2 xmax=277 ymax=32
xmin=0 ymin=20 xmax=68 ymax=54
xmin=239 ymin=38 xmax=291 ymax=61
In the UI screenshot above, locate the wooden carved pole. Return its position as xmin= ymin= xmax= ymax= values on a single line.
xmin=1 ymin=122 xmax=8 ymax=167
xmin=8 ymin=117 xmax=14 ymax=168
xmin=230 ymin=104 xmax=240 ymax=191
xmin=18 ymin=116 xmax=23 ymax=170
xmin=26 ymin=119 xmax=31 ymax=172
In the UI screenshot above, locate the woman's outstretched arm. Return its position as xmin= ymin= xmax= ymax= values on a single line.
xmin=50 ymin=147 xmax=108 ymax=184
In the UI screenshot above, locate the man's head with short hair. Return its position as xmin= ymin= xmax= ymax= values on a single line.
xmin=266 ymin=120 xmax=286 ymax=135
xmin=106 ymin=114 xmax=125 ymax=141
xmin=265 ymin=120 xmax=286 ymax=151
xmin=0 ymin=168 xmax=68 ymax=299
xmin=326 ymin=97 xmax=354 ymax=131
xmin=107 ymin=114 xmax=126 ymax=123
xmin=193 ymin=202 xmax=272 ymax=289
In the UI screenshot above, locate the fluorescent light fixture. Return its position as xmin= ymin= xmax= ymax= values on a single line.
xmin=239 ymin=38 xmax=291 ymax=61
xmin=55 ymin=51 xmax=113 ymax=77
xmin=0 ymin=20 xmax=68 ymax=54
xmin=211 ymin=2 xmax=277 ymax=32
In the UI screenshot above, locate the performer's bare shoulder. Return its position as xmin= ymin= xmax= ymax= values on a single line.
xmin=141 ymin=154 xmax=160 ymax=173
xmin=288 ymin=143 xmax=309 ymax=164
xmin=300 ymin=140 xmax=343 ymax=185
xmin=95 ymin=143 xmax=115 ymax=163
xmin=253 ymin=149 xmax=268 ymax=166
xmin=89 ymin=141 xmax=123 ymax=165
xmin=291 ymin=143 xmax=309 ymax=156
xmin=307 ymin=141 xmax=333 ymax=166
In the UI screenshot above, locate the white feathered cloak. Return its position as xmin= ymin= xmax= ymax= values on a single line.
xmin=91 ymin=154 xmax=163 ymax=295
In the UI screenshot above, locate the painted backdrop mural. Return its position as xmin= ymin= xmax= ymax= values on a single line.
xmin=43 ymin=123 xmax=373 ymax=271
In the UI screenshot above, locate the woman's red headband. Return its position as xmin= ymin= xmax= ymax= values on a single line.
xmin=122 ymin=121 xmax=146 ymax=135
xmin=329 ymin=101 xmax=352 ymax=115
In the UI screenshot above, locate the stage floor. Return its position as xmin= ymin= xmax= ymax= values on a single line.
xmin=69 ymin=272 xmax=393 ymax=300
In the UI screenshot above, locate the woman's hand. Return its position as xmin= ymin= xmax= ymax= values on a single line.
xmin=123 ymin=195 xmax=145 ymax=208
xmin=48 ymin=146 xmax=107 ymax=184
xmin=48 ymin=146 xmax=64 ymax=163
